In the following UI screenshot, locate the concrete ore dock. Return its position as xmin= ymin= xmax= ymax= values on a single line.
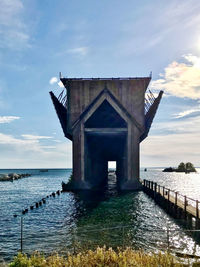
xmin=50 ymin=76 xmax=163 ymax=191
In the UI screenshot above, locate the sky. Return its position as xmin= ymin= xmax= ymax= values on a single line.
xmin=1 ymin=0 xmax=200 ymax=168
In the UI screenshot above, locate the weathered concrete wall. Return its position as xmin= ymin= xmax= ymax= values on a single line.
xmin=62 ymin=78 xmax=150 ymax=130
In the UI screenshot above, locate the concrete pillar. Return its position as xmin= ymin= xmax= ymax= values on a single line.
xmin=120 ymin=125 xmax=141 ymax=190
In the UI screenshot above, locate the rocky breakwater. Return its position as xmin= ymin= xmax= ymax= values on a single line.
xmin=0 ymin=173 xmax=31 ymax=182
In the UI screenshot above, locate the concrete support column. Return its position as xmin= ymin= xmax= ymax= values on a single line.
xmin=72 ymin=127 xmax=82 ymax=182
xmin=71 ymin=126 xmax=90 ymax=189
xmin=121 ymin=125 xmax=141 ymax=190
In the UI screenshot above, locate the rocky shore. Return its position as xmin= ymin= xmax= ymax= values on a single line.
xmin=0 ymin=173 xmax=31 ymax=181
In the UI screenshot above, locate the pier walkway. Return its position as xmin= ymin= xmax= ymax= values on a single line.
xmin=142 ymin=179 xmax=200 ymax=227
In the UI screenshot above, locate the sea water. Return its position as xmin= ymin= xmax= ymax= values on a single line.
xmin=0 ymin=168 xmax=200 ymax=261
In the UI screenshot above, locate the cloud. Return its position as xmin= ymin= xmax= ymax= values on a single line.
xmin=141 ymin=118 xmax=200 ymax=166
xmin=49 ymin=77 xmax=58 ymax=85
xmin=0 ymin=133 xmax=37 ymax=146
xmin=141 ymin=132 xmax=200 ymax=164
xmin=151 ymin=54 xmax=200 ymax=99
xmin=67 ymin=46 xmax=89 ymax=56
xmin=141 ymin=113 xmax=200 ymax=166
xmin=49 ymin=77 xmax=64 ymax=88
xmin=0 ymin=0 xmax=30 ymax=50
xmin=0 ymin=132 xmax=72 ymax=168
xmin=0 ymin=116 xmax=20 ymax=123
xmin=21 ymin=134 xmax=52 ymax=140
xmin=58 ymin=81 xmax=64 ymax=88
xmin=152 ymin=114 xmax=200 ymax=135
xmin=118 ymin=1 xmax=200 ymax=57
xmin=174 ymin=107 xmax=200 ymax=119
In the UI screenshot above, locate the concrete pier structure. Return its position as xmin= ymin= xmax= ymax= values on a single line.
xmin=50 ymin=76 xmax=163 ymax=191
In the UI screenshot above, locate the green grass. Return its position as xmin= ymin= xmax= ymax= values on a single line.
xmin=7 ymin=247 xmax=200 ymax=266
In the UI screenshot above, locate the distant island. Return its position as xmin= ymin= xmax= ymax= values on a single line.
xmin=163 ymin=162 xmax=196 ymax=173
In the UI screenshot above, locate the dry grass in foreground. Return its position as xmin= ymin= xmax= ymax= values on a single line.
xmin=7 ymin=247 xmax=200 ymax=267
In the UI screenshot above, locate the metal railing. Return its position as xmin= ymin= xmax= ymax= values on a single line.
xmin=145 ymin=90 xmax=156 ymax=114
xmin=58 ymin=89 xmax=67 ymax=107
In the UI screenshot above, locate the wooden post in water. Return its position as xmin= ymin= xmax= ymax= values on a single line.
xmin=154 ymin=183 xmax=157 ymax=199
xmin=20 ymin=217 xmax=23 ymax=253
xmin=155 ymin=183 xmax=157 ymax=193
xmin=167 ymin=224 xmax=170 ymax=251
xmin=163 ymin=186 xmax=165 ymax=197
xmin=158 ymin=184 xmax=160 ymax=194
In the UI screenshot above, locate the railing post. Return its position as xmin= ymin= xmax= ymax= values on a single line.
xmin=163 ymin=186 xmax=165 ymax=197
xmin=175 ymin=192 xmax=178 ymax=206
xmin=155 ymin=183 xmax=157 ymax=193
xmin=184 ymin=195 xmax=187 ymax=218
xmin=168 ymin=189 xmax=170 ymax=202
xmin=196 ymin=200 xmax=199 ymax=219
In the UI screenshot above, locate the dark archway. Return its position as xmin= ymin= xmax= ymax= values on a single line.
xmin=84 ymin=100 xmax=128 ymax=188
xmin=85 ymin=100 xmax=127 ymax=128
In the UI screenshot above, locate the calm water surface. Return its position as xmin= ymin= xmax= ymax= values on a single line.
xmin=1 ymin=168 xmax=200 ymax=261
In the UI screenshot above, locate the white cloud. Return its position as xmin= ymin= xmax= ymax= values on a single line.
xmin=49 ymin=77 xmax=64 ymax=88
xmin=0 ymin=133 xmax=37 ymax=146
xmin=67 ymin=46 xmax=89 ymax=56
xmin=21 ymin=134 xmax=52 ymax=140
xmin=141 ymin=132 xmax=200 ymax=166
xmin=118 ymin=1 xmax=200 ymax=57
xmin=0 ymin=132 xmax=72 ymax=168
xmin=174 ymin=107 xmax=200 ymax=119
xmin=0 ymin=0 xmax=30 ymax=50
xmin=58 ymin=81 xmax=64 ymax=88
xmin=151 ymin=54 xmax=200 ymax=99
xmin=141 ymin=114 xmax=200 ymax=166
xmin=49 ymin=77 xmax=58 ymax=85
xmin=0 ymin=116 xmax=20 ymax=123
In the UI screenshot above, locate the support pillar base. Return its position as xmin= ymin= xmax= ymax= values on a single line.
xmin=62 ymin=180 xmax=91 ymax=191
xmin=120 ymin=180 xmax=142 ymax=191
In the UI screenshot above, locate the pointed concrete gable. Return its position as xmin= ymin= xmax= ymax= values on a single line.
xmin=72 ymin=88 xmax=143 ymax=132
